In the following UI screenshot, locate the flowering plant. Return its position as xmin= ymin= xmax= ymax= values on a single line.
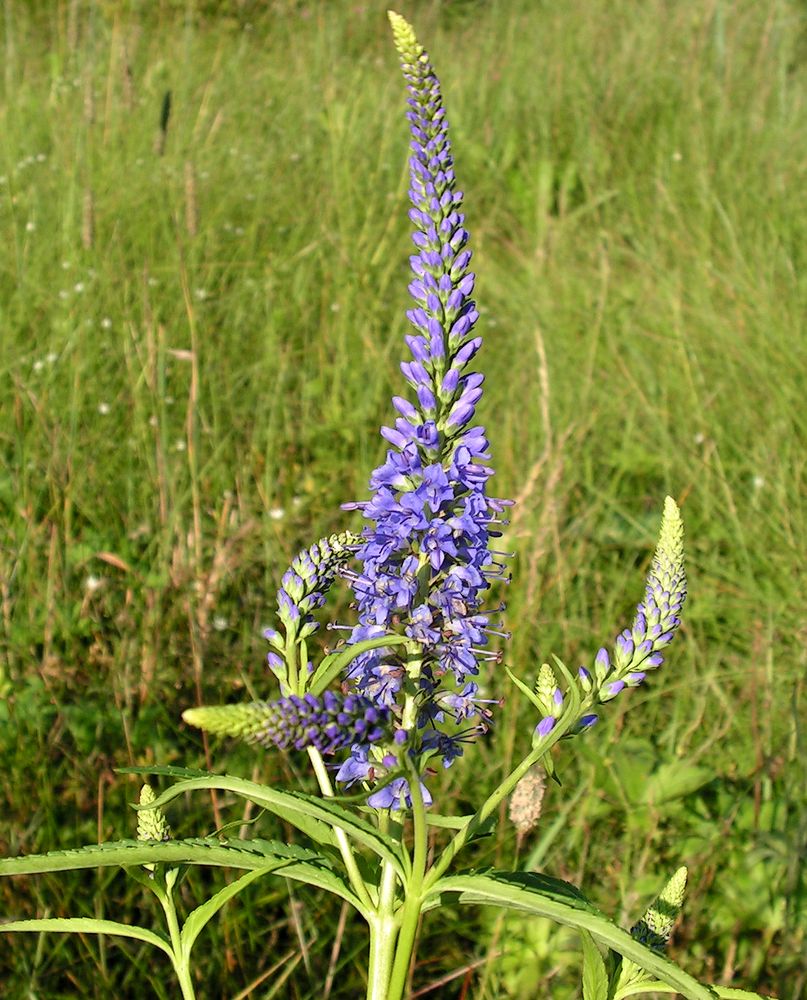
xmin=0 ymin=14 xmax=772 ymax=1000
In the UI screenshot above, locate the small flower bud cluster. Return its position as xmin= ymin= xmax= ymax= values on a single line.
xmin=183 ymin=690 xmax=391 ymax=755
xmin=136 ymin=783 xmax=172 ymax=843
xmin=508 ymin=766 xmax=546 ymax=837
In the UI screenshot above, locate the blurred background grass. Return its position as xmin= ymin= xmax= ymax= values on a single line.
xmin=0 ymin=0 xmax=805 ymax=997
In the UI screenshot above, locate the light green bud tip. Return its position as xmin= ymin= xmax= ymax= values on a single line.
xmin=136 ymin=784 xmax=172 ymax=843
xmin=657 ymin=496 xmax=684 ymax=570
xmin=631 ymin=866 xmax=687 ymax=950
xmin=182 ymin=704 xmax=268 ymax=741
xmin=388 ymin=10 xmax=423 ymax=64
xmin=534 ymin=663 xmax=558 ymax=713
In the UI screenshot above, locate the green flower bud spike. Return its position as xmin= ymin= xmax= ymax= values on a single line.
xmin=631 ymin=865 xmax=687 ymax=950
xmin=615 ymin=866 xmax=688 ymax=994
xmin=534 ymin=663 xmax=559 ymax=717
xmin=136 ymin=784 xmax=172 ymax=843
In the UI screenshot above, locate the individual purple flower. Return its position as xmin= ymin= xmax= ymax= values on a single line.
xmin=368 ymin=777 xmax=434 ymax=811
xmin=335 ymin=14 xmax=512 ymax=792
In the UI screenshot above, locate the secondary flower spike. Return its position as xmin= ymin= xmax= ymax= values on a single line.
xmin=263 ymin=531 xmax=360 ymax=689
xmin=338 ymin=12 xmax=512 ymax=784
xmin=183 ymin=691 xmax=391 ymax=755
xmin=560 ymin=497 xmax=687 ymax=737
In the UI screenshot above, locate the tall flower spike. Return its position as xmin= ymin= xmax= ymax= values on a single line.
xmin=183 ymin=691 xmax=391 ymax=755
xmin=338 ymin=12 xmax=512 ymax=786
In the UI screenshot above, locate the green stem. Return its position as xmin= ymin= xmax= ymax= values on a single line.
xmin=158 ymin=884 xmax=196 ymax=1000
xmin=385 ymin=763 xmax=429 ymax=1000
xmin=365 ymin=855 xmax=401 ymax=1000
xmin=423 ymin=744 xmax=544 ymax=893
xmin=308 ymin=747 xmax=374 ymax=912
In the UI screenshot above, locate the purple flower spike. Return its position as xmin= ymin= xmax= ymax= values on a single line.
xmin=336 ymin=14 xmax=513 ymax=782
xmin=183 ymin=691 xmax=391 ymax=756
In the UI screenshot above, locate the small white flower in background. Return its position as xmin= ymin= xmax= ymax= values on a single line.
xmin=46 ymin=352 xmax=57 ymax=363
xmin=25 ymin=221 xmax=36 ymax=232
xmin=74 ymin=282 xmax=85 ymax=294
xmin=98 ymin=402 xmax=111 ymax=415
xmin=32 ymin=360 xmax=45 ymax=373
xmin=148 ymin=415 xmax=158 ymax=427
xmin=752 ymin=475 xmax=765 ymax=490
xmin=174 ymin=439 xmax=186 ymax=452
xmin=291 ymin=496 xmax=303 ymax=508
xmin=269 ymin=507 xmax=285 ymax=521
xmin=36 ymin=153 xmax=46 ymax=162
xmin=672 ymin=150 xmax=683 ymax=162
xmin=193 ymin=288 xmax=208 ymax=301
xmin=213 ymin=616 xmax=229 ymax=632
xmin=694 ymin=432 xmax=706 ymax=445
xmin=62 ymin=260 xmax=71 ymax=270
xmin=58 ymin=290 xmax=69 ymax=300
xmin=84 ymin=575 xmax=103 ymax=593
xmin=147 ymin=277 xmax=159 ymax=287
xmin=101 ymin=317 xmax=112 ymax=330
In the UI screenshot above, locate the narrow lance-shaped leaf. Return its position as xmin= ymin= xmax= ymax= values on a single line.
xmin=427 ymin=870 xmax=717 ymax=1000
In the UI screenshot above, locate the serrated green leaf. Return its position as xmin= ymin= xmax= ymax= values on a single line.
xmin=117 ymin=764 xmax=216 ymax=780
xmin=427 ymin=870 xmax=717 ymax=1000
xmin=0 ymin=838 xmax=315 ymax=876
xmin=0 ymin=917 xmax=172 ymax=957
xmin=616 ymin=985 xmax=776 ymax=1000
xmin=712 ymin=990 xmax=777 ymax=999
xmin=581 ymin=928 xmax=610 ymax=1000
xmin=0 ymin=838 xmax=365 ymax=913
xmin=308 ymin=634 xmax=410 ymax=696
xmin=139 ymin=775 xmax=406 ymax=878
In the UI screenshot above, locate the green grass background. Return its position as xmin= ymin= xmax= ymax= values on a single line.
xmin=1 ymin=0 xmax=805 ymax=997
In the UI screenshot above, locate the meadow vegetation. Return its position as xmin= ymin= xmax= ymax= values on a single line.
xmin=0 ymin=0 xmax=805 ymax=997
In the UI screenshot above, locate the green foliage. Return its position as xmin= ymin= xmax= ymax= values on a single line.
xmin=0 ymin=0 xmax=804 ymax=996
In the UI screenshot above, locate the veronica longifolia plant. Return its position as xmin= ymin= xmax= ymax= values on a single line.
xmin=0 ymin=14 xmax=772 ymax=1000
